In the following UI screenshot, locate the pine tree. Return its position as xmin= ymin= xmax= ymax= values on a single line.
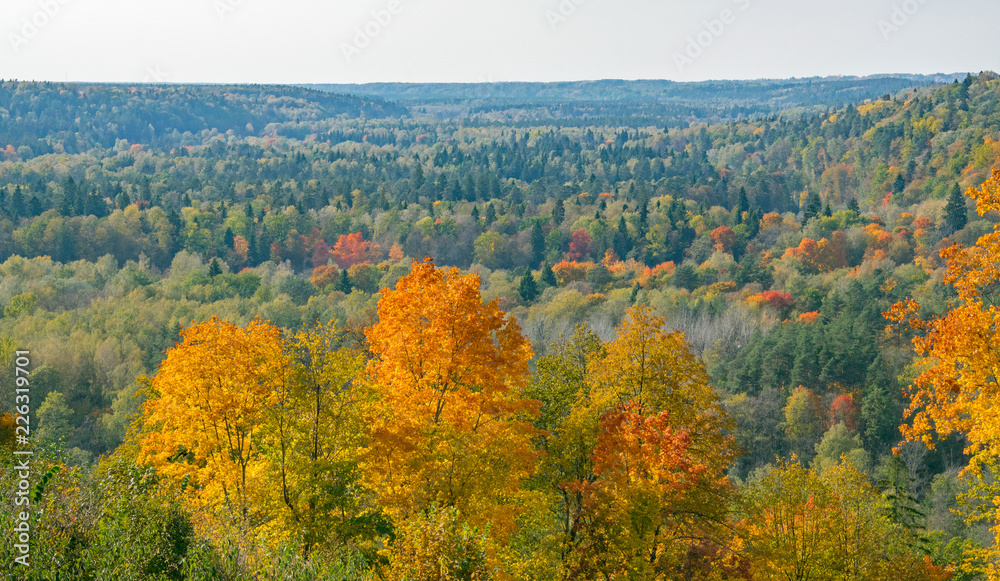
xmin=485 ymin=203 xmax=497 ymax=225
xmin=207 ymin=258 xmax=223 ymax=277
xmin=847 ymin=197 xmax=860 ymax=213
xmin=945 ymin=183 xmax=968 ymax=232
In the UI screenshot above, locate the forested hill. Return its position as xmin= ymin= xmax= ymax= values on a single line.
xmin=304 ymin=74 xmax=966 ymax=125
xmin=0 ymin=82 xmax=406 ymax=154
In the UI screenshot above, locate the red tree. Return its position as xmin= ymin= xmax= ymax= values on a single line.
xmin=567 ymin=229 xmax=593 ymax=261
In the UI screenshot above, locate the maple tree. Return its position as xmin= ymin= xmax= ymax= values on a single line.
xmin=554 ymin=306 xmax=736 ymax=577
xmin=362 ymin=259 xmax=538 ymax=533
xmin=138 ymin=316 xmax=286 ymax=530
xmin=886 ymin=168 xmax=1000 ymax=574
xmin=332 ymin=232 xmax=378 ymax=269
xmin=567 ymin=229 xmax=592 ymax=261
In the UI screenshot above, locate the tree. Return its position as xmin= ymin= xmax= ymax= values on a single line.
xmin=945 ymin=183 xmax=968 ymax=232
xmin=886 ymin=169 xmax=1000 ymax=569
xmin=332 ymin=232 xmax=377 ymax=269
xmin=518 ymin=272 xmax=538 ymax=302
xmin=207 ymin=257 xmax=223 ymax=277
xmin=567 ymin=229 xmax=592 ymax=261
xmin=561 ymin=306 xmax=736 ymax=577
xmin=264 ymin=321 xmax=372 ymax=558
xmin=710 ymin=226 xmax=737 ymax=254
xmin=530 ymin=222 xmax=545 ymax=266
xmin=541 ymin=261 xmax=557 ymax=287
xmin=473 ymin=231 xmax=506 ymax=269
xmin=741 ymin=458 xmax=945 ymax=581
xmin=36 ymin=391 xmax=73 ymax=444
xmin=363 ymin=260 xmax=538 ymax=532
xmin=138 ymin=317 xmax=286 ymax=528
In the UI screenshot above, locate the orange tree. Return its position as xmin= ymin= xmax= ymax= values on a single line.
xmin=547 ymin=306 xmax=737 ymax=579
xmin=885 ymin=168 xmax=1000 ymax=574
xmin=362 ymin=259 xmax=538 ymax=535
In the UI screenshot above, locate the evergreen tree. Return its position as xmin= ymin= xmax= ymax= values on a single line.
xmin=336 ymin=269 xmax=353 ymax=293
xmin=737 ymin=186 xmax=750 ymax=223
xmin=471 ymin=205 xmax=480 ymax=224
xmin=552 ymin=199 xmax=565 ymax=226
xmin=485 ymin=203 xmax=497 ymax=225
xmin=518 ymin=272 xmax=538 ymax=302
xmin=207 ymin=258 xmax=223 ymax=277
xmin=945 ymin=183 xmax=968 ymax=232
xmin=803 ymin=191 xmax=822 ymax=224
xmin=847 ymin=197 xmax=860 ymax=213
xmin=531 ymin=222 xmax=545 ymax=266
xmin=540 ymin=261 xmax=557 ymax=287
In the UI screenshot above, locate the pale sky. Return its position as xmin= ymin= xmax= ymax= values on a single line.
xmin=0 ymin=0 xmax=996 ymax=84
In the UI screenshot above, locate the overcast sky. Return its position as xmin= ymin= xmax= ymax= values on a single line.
xmin=0 ymin=0 xmax=996 ymax=84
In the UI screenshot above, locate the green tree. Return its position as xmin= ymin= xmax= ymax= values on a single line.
xmin=518 ymin=272 xmax=538 ymax=302
xmin=36 ymin=391 xmax=73 ymax=444
xmin=945 ymin=183 xmax=968 ymax=232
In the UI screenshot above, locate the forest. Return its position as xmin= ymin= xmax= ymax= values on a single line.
xmin=0 ymin=72 xmax=999 ymax=579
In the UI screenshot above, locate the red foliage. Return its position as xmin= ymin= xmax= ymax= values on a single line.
xmin=829 ymin=394 xmax=858 ymax=431
xmin=567 ymin=229 xmax=593 ymax=261
xmin=311 ymin=240 xmax=332 ymax=268
xmin=758 ymin=291 xmax=795 ymax=309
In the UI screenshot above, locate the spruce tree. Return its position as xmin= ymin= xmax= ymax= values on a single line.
xmin=518 ymin=272 xmax=538 ymax=302
xmin=531 ymin=222 xmax=545 ymax=266
xmin=207 ymin=258 xmax=223 ymax=277
xmin=945 ymin=183 xmax=968 ymax=232
xmin=336 ymin=269 xmax=353 ymax=294
xmin=541 ymin=262 xmax=557 ymax=287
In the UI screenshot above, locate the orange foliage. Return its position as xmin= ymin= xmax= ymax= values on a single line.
xmin=798 ymin=311 xmax=821 ymax=323
xmin=761 ymin=213 xmax=784 ymax=230
xmin=311 ymin=265 xmax=339 ymax=289
xmin=783 ymin=232 xmax=847 ymax=272
xmin=552 ymin=260 xmax=595 ymax=285
xmin=710 ymin=226 xmax=737 ymax=253
xmin=389 ymin=242 xmax=405 ymax=262
xmin=332 ymin=232 xmax=380 ymax=269
xmin=363 ymin=259 xmax=537 ymax=531
xmin=829 ymin=394 xmax=858 ymax=430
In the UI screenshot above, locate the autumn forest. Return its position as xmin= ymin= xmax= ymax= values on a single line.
xmin=1 ymin=73 xmax=1000 ymax=579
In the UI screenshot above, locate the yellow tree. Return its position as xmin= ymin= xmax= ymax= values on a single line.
xmin=740 ymin=458 xmax=950 ymax=581
xmin=263 ymin=320 xmax=371 ymax=558
xmin=138 ymin=316 xmax=286 ymax=530
xmin=363 ymin=259 xmax=538 ymax=533
xmin=886 ymin=168 xmax=1000 ymax=574
xmin=559 ymin=305 xmax=737 ymax=578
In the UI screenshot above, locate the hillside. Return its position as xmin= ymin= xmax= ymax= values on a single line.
xmin=0 ymin=73 xmax=999 ymax=578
